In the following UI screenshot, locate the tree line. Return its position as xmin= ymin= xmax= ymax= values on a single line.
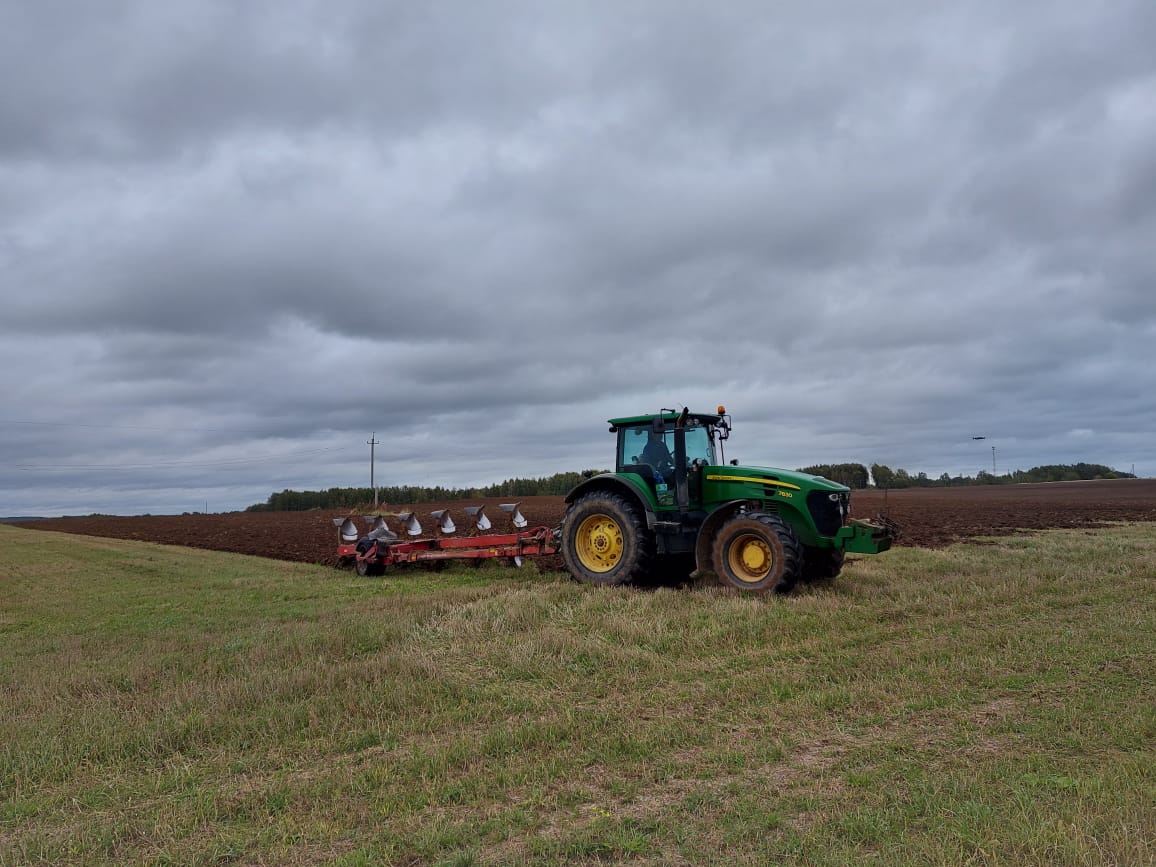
xmin=802 ymin=462 xmax=1135 ymax=489
xmin=245 ymin=470 xmax=609 ymax=512
xmin=249 ymin=462 xmax=1136 ymax=511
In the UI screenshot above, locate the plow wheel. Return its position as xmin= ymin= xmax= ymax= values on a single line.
xmin=355 ymin=557 xmax=384 ymax=577
xmin=561 ymin=491 xmax=653 ymax=586
xmin=711 ymin=512 xmax=802 ymax=594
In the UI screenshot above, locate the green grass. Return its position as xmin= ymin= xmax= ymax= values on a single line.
xmin=1 ymin=523 xmax=1153 ymax=865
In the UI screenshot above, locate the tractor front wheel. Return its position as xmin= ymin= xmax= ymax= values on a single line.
xmin=711 ymin=513 xmax=803 ymax=594
xmin=801 ymin=546 xmax=846 ymax=583
xmin=561 ymin=491 xmax=653 ymax=586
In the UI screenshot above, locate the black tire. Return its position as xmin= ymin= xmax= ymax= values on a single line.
xmin=560 ymin=491 xmax=654 ymax=586
xmin=801 ymin=546 xmax=846 ymax=583
xmin=711 ymin=512 xmax=803 ymax=594
xmin=355 ymin=557 xmax=384 ymax=577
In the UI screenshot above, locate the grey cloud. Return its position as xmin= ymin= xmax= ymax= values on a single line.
xmin=3 ymin=0 xmax=1155 ymax=515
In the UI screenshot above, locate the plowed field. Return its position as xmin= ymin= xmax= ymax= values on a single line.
xmin=14 ymin=480 xmax=1156 ymax=567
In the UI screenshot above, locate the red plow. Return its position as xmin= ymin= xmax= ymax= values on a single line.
xmin=335 ymin=503 xmax=558 ymax=576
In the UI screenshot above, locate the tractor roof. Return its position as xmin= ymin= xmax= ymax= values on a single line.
xmin=608 ymin=411 xmax=723 ymax=429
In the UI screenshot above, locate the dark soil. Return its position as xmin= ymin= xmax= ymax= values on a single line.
xmin=850 ymin=480 xmax=1156 ymax=548
xmin=15 ymin=481 xmax=1156 ymax=567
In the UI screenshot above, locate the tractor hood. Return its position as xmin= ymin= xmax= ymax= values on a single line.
xmin=705 ymin=465 xmax=849 ymax=494
xmin=699 ymin=465 xmax=856 ymax=547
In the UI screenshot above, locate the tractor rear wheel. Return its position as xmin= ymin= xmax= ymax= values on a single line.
xmin=711 ymin=512 xmax=803 ymax=594
xmin=561 ymin=491 xmax=653 ymax=586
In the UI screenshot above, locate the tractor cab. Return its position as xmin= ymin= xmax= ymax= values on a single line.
xmin=610 ymin=407 xmax=729 ymax=510
xmin=618 ymin=421 xmax=716 ymax=471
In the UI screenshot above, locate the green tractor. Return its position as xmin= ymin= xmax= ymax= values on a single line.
xmin=560 ymin=407 xmax=895 ymax=593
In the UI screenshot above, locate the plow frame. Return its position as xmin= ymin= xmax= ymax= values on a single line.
xmin=341 ymin=525 xmax=558 ymax=571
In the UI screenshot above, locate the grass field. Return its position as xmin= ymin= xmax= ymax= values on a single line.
xmin=1 ymin=523 xmax=1153 ymax=865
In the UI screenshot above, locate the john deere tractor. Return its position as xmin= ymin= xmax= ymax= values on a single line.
xmin=560 ymin=407 xmax=894 ymax=593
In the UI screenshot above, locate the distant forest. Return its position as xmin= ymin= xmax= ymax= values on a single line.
xmin=246 ymin=462 xmax=1135 ymax=512
xmin=800 ymin=462 xmax=1136 ymax=490
xmin=246 ymin=470 xmax=608 ymax=512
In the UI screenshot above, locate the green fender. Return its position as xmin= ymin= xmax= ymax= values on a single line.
xmin=564 ymin=473 xmax=659 ymax=528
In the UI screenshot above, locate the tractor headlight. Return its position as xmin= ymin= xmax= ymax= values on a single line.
xmin=826 ymin=492 xmax=848 ymax=524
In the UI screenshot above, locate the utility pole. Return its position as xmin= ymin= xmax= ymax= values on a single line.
xmin=992 ymin=446 xmax=997 ymax=474
xmin=367 ymin=433 xmax=380 ymax=507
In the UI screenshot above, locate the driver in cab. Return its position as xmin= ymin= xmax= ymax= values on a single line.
xmin=640 ymin=431 xmax=673 ymax=475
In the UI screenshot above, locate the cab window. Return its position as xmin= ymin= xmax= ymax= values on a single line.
xmin=618 ymin=424 xmax=715 ymax=468
xmin=684 ymin=425 xmax=715 ymax=464
xmin=620 ymin=427 xmax=671 ymax=469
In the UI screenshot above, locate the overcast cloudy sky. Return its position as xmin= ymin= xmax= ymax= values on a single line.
xmin=2 ymin=1 xmax=1154 ymax=516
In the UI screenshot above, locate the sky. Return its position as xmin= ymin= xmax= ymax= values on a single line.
xmin=2 ymin=1 xmax=1154 ymax=516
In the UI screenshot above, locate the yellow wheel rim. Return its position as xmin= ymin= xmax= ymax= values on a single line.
xmin=575 ymin=514 xmax=624 ymax=573
xmin=728 ymin=534 xmax=773 ymax=582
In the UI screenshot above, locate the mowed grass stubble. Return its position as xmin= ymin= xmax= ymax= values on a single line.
xmin=1 ymin=522 xmax=1152 ymax=864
